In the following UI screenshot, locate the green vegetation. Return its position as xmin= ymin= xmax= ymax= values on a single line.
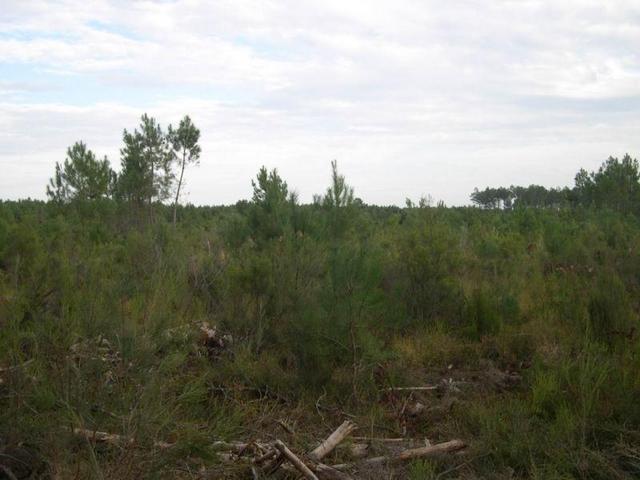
xmin=471 ymin=154 xmax=640 ymax=212
xmin=1 ymin=117 xmax=639 ymax=478
xmin=47 ymin=142 xmax=116 ymax=202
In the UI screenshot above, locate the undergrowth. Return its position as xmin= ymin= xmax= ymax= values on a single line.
xmin=1 ymin=196 xmax=639 ymax=479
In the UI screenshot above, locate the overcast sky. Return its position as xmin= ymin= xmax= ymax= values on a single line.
xmin=1 ymin=0 xmax=639 ymax=205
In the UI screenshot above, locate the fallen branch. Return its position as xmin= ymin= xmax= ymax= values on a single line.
xmin=309 ymin=420 xmax=357 ymax=461
xmin=314 ymin=463 xmax=353 ymax=480
xmin=382 ymin=385 xmax=438 ymax=392
xmin=74 ymin=425 xmax=462 ymax=479
xmin=73 ymin=428 xmax=133 ymax=445
xmin=73 ymin=428 xmax=174 ymax=449
xmin=332 ymin=439 xmax=465 ymax=469
xmin=274 ymin=440 xmax=319 ymax=480
xmin=351 ymin=436 xmax=406 ymax=442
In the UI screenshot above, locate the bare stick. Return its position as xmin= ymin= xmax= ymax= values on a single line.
xmin=382 ymin=385 xmax=438 ymax=392
xmin=309 ymin=421 xmax=357 ymax=461
xmin=72 ymin=428 xmax=174 ymax=449
xmin=315 ymin=464 xmax=354 ymax=480
xmin=351 ymin=437 xmax=407 ymax=442
xmin=73 ymin=428 xmax=134 ymax=445
xmin=274 ymin=440 xmax=319 ymax=480
xmin=280 ymin=462 xmax=352 ymax=480
xmin=332 ymin=439 xmax=465 ymax=469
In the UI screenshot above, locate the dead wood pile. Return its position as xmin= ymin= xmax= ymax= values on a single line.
xmin=72 ymin=421 xmax=466 ymax=479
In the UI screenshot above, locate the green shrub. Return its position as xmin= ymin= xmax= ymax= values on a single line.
xmin=397 ymin=217 xmax=464 ymax=324
xmin=588 ymin=272 xmax=637 ymax=347
xmin=464 ymin=288 xmax=502 ymax=338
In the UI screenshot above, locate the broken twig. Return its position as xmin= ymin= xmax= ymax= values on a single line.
xmin=382 ymin=385 xmax=438 ymax=392
xmin=274 ymin=440 xmax=319 ymax=480
xmin=332 ymin=439 xmax=466 ymax=469
xmin=309 ymin=420 xmax=357 ymax=461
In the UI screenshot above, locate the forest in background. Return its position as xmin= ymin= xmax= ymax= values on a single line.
xmin=1 ymin=114 xmax=640 ymax=479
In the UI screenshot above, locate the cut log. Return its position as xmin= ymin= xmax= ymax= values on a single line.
xmin=332 ymin=439 xmax=465 ymax=469
xmin=274 ymin=440 xmax=319 ymax=480
xmin=309 ymin=420 xmax=357 ymax=461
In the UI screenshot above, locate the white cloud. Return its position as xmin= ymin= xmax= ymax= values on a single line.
xmin=1 ymin=0 xmax=639 ymax=205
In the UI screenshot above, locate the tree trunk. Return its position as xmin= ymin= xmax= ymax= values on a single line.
xmin=173 ymin=149 xmax=186 ymax=226
xmin=148 ymin=160 xmax=155 ymax=225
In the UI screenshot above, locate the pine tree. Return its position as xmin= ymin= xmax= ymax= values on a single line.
xmin=323 ymin=160 xmax=354 ymax=240
xmin=250 ymin=167 xmax=293 ymax=241
xmin=168 ymin=115 xmax=201 ymax=225
xmin=46 ymin=141 xmax=115 ymax=202
xmin=116 ymin=114 xmax=173 ymax=215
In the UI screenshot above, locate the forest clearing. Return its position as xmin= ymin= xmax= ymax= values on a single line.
xmin=1 ymin=117 xmax=640 ymax=478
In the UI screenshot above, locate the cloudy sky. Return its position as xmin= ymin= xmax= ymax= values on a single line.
xmin=1 ymin=0 xmax=639 ymax=205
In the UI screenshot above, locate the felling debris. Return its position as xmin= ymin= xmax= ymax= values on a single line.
xmin=309 ymin=420 xmax=357 ymax=461
xmin=199 ymin=321 xmax=232 ymax=359
xmin=207 ymin=422 xmax=465 ymax=479
xmin=72 ymin=421 xmax=466 ymax=479
xmin=72 ymin=428 xmax=173 ymax=449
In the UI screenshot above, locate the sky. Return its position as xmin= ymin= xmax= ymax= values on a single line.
xmin=1 ymin=0 xmax=639 ymax=206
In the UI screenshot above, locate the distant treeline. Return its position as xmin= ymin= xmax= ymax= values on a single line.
xmin=44 ymin=112 xmax=638 ymax=219
xmin=471 ymin=154 xmax=640 ymax=214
